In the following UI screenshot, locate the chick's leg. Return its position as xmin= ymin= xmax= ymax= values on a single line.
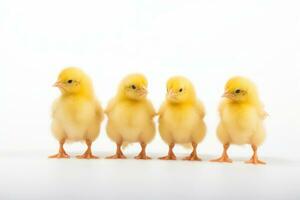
xmin=183 ymin=142 xmax=202 ymax=161
xmin=76 ymin=139 xmax=99 ymax=159
xmin=135 ymin=142 xmax=151 ymax=160
xmin=106 ymin=142 xmax=126 ymax=159
xmin=245 ymin=145 xmax=266 ymax=165
xmin=210 ymin=143 xmax=232 ymax=163
xmin=159 ymin=143 xmax=176 ymax=160
xmin=49 ymin=139 xmax=70 ymax=159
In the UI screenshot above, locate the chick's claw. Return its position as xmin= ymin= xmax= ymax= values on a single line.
xmin=159 ymin=146 xmax=177 ymax=160
xmin=159 ymin=154 xmax=177 ymax=160
xmin=134 ymin=153 xmax=151 ymax=160
xmin=210 ymin=156 xmax=233 ymax=163
xmin=76 ymin=153 xmax=99 ymax=159
xmin=49 ymin=152 xmax=70 ymax=159
xmin=245 ymin=157 xmax=266 ymax=165
xmin=106 ymin=154 xmax=127 ymax=159
xmin=183 ymin=154 xmax=202 ymax=161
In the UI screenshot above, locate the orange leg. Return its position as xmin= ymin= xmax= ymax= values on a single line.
xmin=135 ymin=142 xmax=151 ymax=160
xmin=76 ymin=139 xmax=99 ymax=159
xmin=183 ymin=142 xmax=202 ymax=161
xmin=211 ymin=143 xmax=232 ymax=163
xmin=49 ymin=139 xmax=70 ymax=159
xmin=106 ymin=142 xmax=126 ymax=159
xmin=159 ymin=143 xmax=176 ymax=160
xmin=245 ymin=145 xmax=266 ymax=165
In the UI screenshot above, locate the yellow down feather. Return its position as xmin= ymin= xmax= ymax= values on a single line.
xmin=158 ymin=76 xmax=206 ymax=147
xmin=105 ymin=74 xmax=156 ymax=146
xmin=217 ymin=76 xmax=267 ymax=146
xmin=51 ymin=67 xmax=104 ymax=143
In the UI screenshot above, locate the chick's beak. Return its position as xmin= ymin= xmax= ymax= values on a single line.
xmin=53 ymin=81 xmax=64 ymax=88
xmin=168 ymin=89 xmax=176 ymax=98
xmin=222 ymin=92 xmax=234 ymax=99
xmin=138 ymin=87 xmax=148 ymax=96
xmin=143 ymin=88 xmax=148 ymax=95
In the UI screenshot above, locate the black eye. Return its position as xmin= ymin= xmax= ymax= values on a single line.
xmin=179 ymin=88 xmax=183 ymax=92
xmin=235 ymin=89 xmax=241 ymax=94
xmin=67 ymin=80 xmax=73 ymax=84
xmin=131 ymin=85 xmax=136 ymax=89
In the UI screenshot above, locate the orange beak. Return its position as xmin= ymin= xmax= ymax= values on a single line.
xmin=142 ymin=87 xmax=148 ymax=95
xmin=222 ymin=92 xmax=234 ymax=99
xmin=168 ymin=89 xmax=176 ymax=99
xmin=138 ymin=87 xmax=148 ymax=96
xmin=53 ymin=81 xmax=64 ymax=88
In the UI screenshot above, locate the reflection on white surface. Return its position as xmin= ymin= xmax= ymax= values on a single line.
xmin=0 ymin=151 xmax=299 ymax=200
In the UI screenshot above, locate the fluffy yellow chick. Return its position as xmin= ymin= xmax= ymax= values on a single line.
xmin=211 ymin=76 xmax=267 ymax=164
xmin=49 ymin=67 xmax=104 ymax=159
xmin=158 ymin=76 xmax=206 ymax=161
xmin=105 ymin=74 xmax=156 ymax=159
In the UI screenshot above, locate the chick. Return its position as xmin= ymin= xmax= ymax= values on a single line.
xmin=211 ymin=76 xmax=267 ymax=164
xmin=105 ymin=74 xmax=156 ymax=159
xmin=158 ymin=76 xmax=206 ymax=161
xmin=49 ymin=67 xmax=104 ymax=159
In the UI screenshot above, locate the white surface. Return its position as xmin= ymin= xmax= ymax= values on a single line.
xmin=0 ymin=151 xmax=300 ymax=200
xmin=0 ymin=0 xmax=300 ymax=199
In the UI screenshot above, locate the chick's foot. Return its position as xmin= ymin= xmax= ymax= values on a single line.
xmin=245 ymin=156 xmax=266 ymax=165
xmin=211 ymin=143 xmax=232 ymax=163
xmin=159 ymin=152 xmax=177 ymax=160
xmin=76 ymin=152 xmax=99 ymax=159
xmin=77 ymin=140 xmax=99 ymax=159
xmin=160 ymin=143 xmax=176 ymax=160
xmin=135 ymin=142 xmax=151 ymax=160
xmin=245 ymin=145 xmax=266 ymax=165
xmin=49 ymin=152 xmax=70 ymax=159
xmin=210 ymin=155 xmax=232 ymax=163
xmin=135 ymin=153 xmax=151 ymax=160
xmin=183 ymin=153 xmax=202 ymax=161
xmin=183 ymin=142 xmax=201 ymax=161
xmin=107 ymin=142 xmax=127 ymax=159
xmin=106 ymin=153 xmax=127 ymax=159
xmin=49 ymin=140 xmax=69 ymax=159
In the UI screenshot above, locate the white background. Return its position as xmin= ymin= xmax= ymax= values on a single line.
xmin=0 ymin=0 xmax=300 ymax=199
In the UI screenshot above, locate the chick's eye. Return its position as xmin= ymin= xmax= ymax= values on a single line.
xmin=131 ymin=85 xmax=136 ymax=89
xmin=179 ymin=88 xmax=183 ymax=92
xmin=235 ymin=89 xmax=241 ymax=94
xmin=67 ymin=80 xmax=73 ymax=84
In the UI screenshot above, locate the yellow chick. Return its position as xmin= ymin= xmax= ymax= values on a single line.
xmin=158 ymin=76 xmax=206 ymax=161
xmin=105 ymin=74 xmax=156 ymax=159
xmin=49 ymin=67 xmax=104 ymax=159
xmin=211 ymin=76 xmax=267 ymax=164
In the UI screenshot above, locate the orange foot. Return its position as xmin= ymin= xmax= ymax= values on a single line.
xmin=210 ymin=156 xmax=232 ymax=163
xmin=106 ymin=154 xmax=127 ymax=159
xmin=76 ymin=153 xmax=99 ymax=159
xmin=49 ymin=152 xmax=70 ymax=159
xmin=183 ymin=154 xmax=202 ymax=161
xmin=135 ymin=153 xmax=151 ymax=160
xmin=159 ymin=154 xmax=176 ymax=160
xmin=245 ymin=157 xmax=266 ymax=165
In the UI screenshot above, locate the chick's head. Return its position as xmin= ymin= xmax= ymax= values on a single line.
xmin=54 ymin=67 xmax=93 ymax=96
xmin=223 ymin=76 xmax=259 ymax=104
xmin=118 ymin=73 xmax=148 ymax=101
xmin=166 ymin=76 xmax=196 ymax=104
